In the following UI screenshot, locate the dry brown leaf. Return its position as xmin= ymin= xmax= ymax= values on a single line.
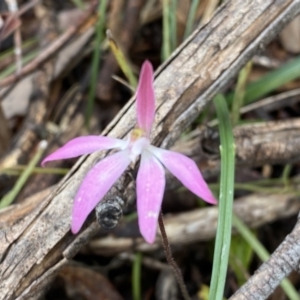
xmin=59 ymin=264 xmax=124 ymax=300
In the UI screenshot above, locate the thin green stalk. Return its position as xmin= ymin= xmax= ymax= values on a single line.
xmin=227 ymin=55 xmax=300 ymax=105
xmin=123 ymin=212 xmax=137 ymax=222
xmin=170 ymin=0 xmax=177 ymax=51
xmin=0 ymin=166 xmax=68 ymax=176
xmin=0 ymin=38 xmax=36 ymax=61
xmin=282 ymin=164 xmax=292 ymax=188
xmin=132 ymin=252 xmax=142 ymax=300
xmin=0 ymin=140 xmax=48 ymax=209
xmin=70 ymin=0 xmax=84 ymax=9
xmin=0 ymin=50 xmax=38 ymax=79
xmin=231 ymin=61 xmax=252 ymax=125
xmin=232 ymin=215 xmax=300 ymax=300
xmin=107 ymin=30 xmax=137 ymax=88
xmin=85 ymin=0 xmax=108 ymax=128
xmin=184 ymin=0 xmax=200 ymax=40
xmin=209 ymin=94 xmax=235 ymax=300
xmin=162 ymin=0 xmax=171 ymax=61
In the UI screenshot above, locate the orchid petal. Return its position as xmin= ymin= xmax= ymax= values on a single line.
xmin=137 ymin=150 xmax=165 ymax=243
xmin=149 ymin=146 xmax=217 ymax=205
xmin=42 ymin=136 xmax=126 ymax=166
xmin=136 ymin=60 xmax=155 ymax=136
xmin=71 ymin=150 xmax=131 ymax=233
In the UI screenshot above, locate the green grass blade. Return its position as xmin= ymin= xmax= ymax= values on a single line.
xmin=132 ymin=252 xmax=142 ymax=300
xmin=0 ymin=166 xmax=68 ymax=176
xmin=231 ymin=60 xmax=252 ymax=125
xmin=0 ymin=140 xmax=47 ymax=209
xmin=107 ymin=30 xmax=137 ymax=88
xmin=209 ymin=94 xmax=235 ymax=300
xmin=232 ymin=215 xmax=300 ymax=300
xmin=0 ymin=49 xmax=38 ymax=79
xmin=162 ymin=0 xmax=171 ymax=60
xmin=184 ymin=0 xmax=200 ymax=40
xmin=245 ymin=56 xmax=300 ymax=103
xmin=170 ymin=0 xmax=177 ymax=50
xmin=70 ymin=0 xmax=84 ymax=9
xmin=85 ymin=0 xmax=108 ymax=128
xmin=227 ymin=55 xmax=300 ymax=105
xmin=229 ymin=234 xmax=253 ymax=286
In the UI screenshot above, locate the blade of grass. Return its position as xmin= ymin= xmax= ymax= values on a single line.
xmin=132 ymin=252 xmax=142 ymax=300
xmin=70 ymin=0 xmax=85 ymax=9
xmin=170 ymin=0 xmax=177 ymax=50
xmin=0 ymin=49 xmax=38 ymax=79
xmin=282 ymin=164 xmax=292 ymax=188
xmin=0 ymin=166 xmax=68 ymax=176
xmin=229 ymin=234 xmax=253 ymax=286
xmin=232 ymin=214 xmax=300 ymax=300
xmin=227 ymin=55 xmax=300 ymax=105
xmin=106 ymin=30 xmax=137 ymax=88
xmin=231 ymin=60 xmax=252 ymax=125
xmin=0 ymin=38 xmax=36 ymax=61
xmin=209 ymin=94 xmax=235 ymax=300
xmin=0 ymin=140 xmax=48 ymax=209
xmin=85 ymin=0 xmax=108 ymax=128
xmin=184 ymin=0 xmax=200 ymax=40
xmin=162 ymin=0 xmax=171 ymax=61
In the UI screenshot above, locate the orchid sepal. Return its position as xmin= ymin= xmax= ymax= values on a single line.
xmin=41 ymin=136 xmax=126 ymax=167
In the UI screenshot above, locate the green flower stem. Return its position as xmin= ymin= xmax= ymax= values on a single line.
xmin=209 ymin=94 xmax=235 ymax=300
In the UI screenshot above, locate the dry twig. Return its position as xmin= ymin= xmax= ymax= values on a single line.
xmin=86 ymin=190 xmax=300 ymax=255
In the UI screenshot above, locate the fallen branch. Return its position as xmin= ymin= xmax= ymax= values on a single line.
xmin=86 ymin=191 xmax=300 ymax=255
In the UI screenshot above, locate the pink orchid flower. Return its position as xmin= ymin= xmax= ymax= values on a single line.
xmin=42 ymin=61 xmax=217 ymax=243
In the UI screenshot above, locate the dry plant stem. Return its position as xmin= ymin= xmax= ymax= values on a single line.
xmin=165 ymin=118 xmax=300 ymax=184
xmin=158 ymin=212 xmax=191 ymax=300
xmin=5 ymin=0 xmax=22 ymax=72
xmin=0 ymin=1 xmax=97 ymax=87
xmin=87 ymin=190 xmax=300 ymax=255
xmin=96 ymin=0 xmax=144 ymax=101
xmin=187 ymin=118 xmax=300 ymax=171
xmin=0 ymin=104 xmax=11 ymax=157
xmin=0 ymin=2 xmax=57 ymax=173
xmin=11 ymin=0 xmax=40 ymax=18
xmin=1 ymin=1 xmax=300 ymax=299
xmin=229 ymin=215 xmax=300 ymax=300
xmin=240 ymin=88 xmax=300 ymax=114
